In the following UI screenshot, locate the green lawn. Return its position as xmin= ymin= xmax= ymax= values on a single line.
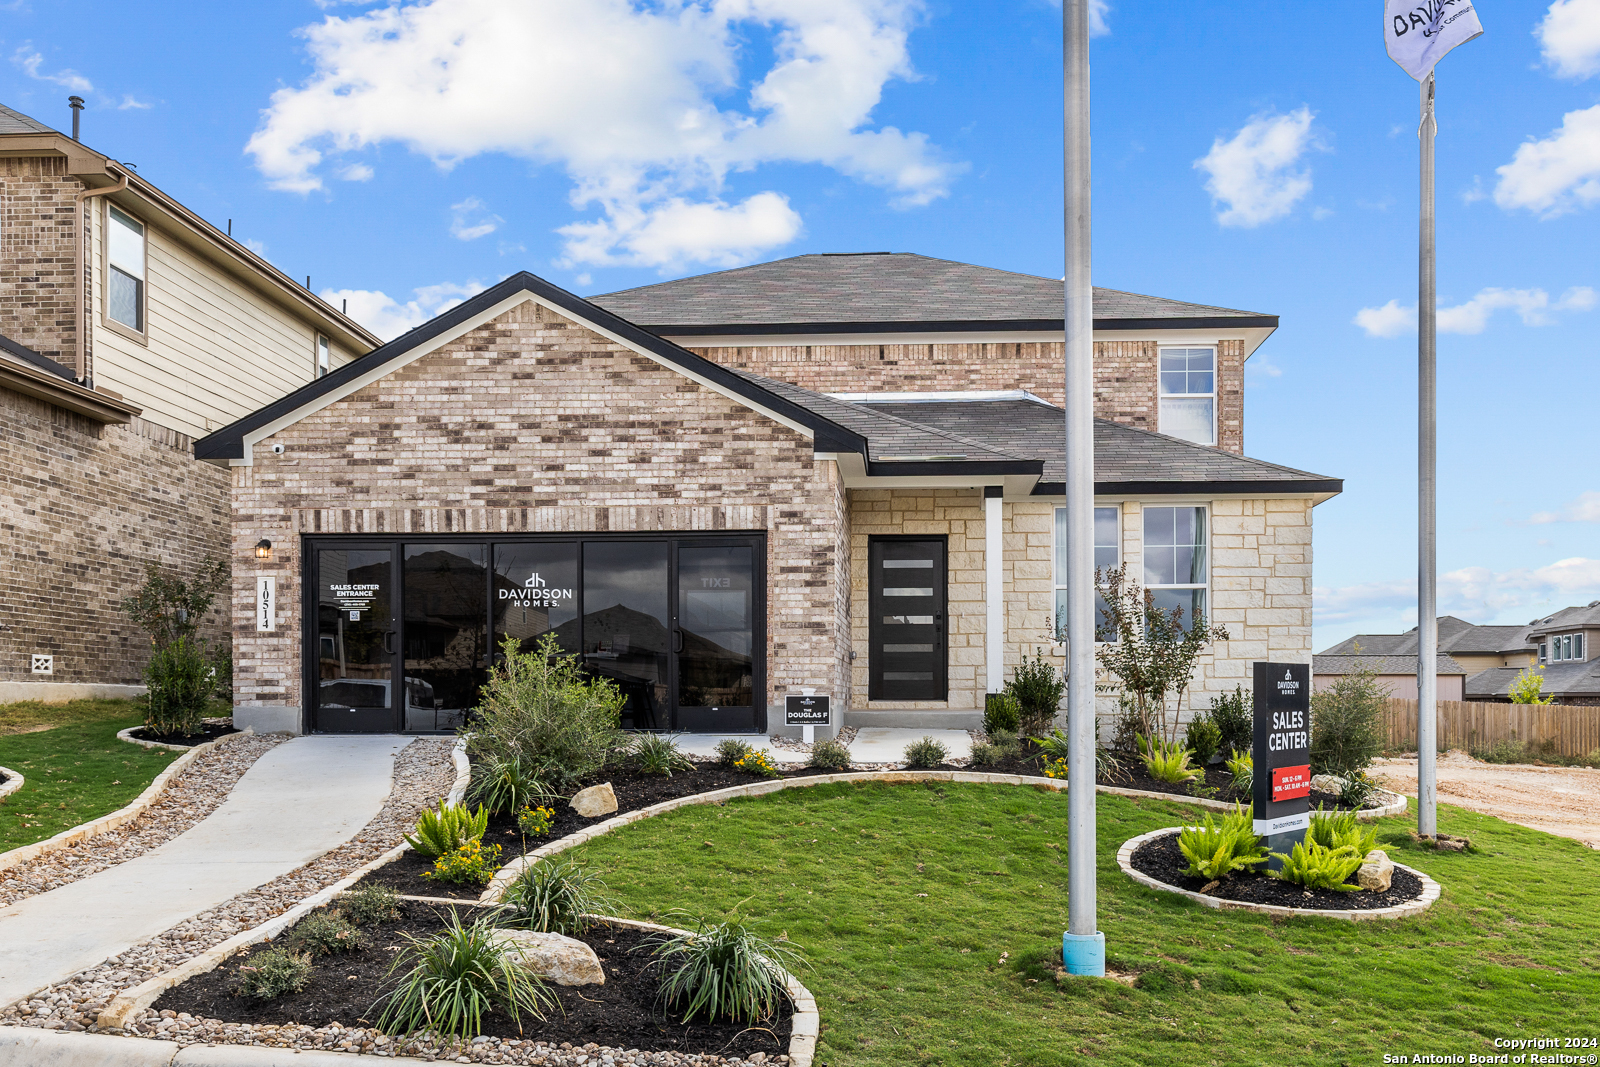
xmin=566 ymin=781 xmax=1600 ymax=1066
xmin=0 ymin=699 xmax=181 ymax=853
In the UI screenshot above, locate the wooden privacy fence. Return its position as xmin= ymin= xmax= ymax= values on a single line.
xmin=1383 ymin=698 xmax=1600 ymax=758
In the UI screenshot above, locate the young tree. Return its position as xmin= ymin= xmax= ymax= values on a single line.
xmin=120 ymin=558 xmax=230 ymax=648
xmin=1508 ymin=665 xmax=1555 ymax=705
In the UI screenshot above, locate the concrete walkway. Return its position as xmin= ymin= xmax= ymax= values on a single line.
xmin=0 ymin=735 xmax=407 ymax=1009
xmin=675 ymin=728 xmax=972 ymax=765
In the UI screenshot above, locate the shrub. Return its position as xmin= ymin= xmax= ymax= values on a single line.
xmin=232 ymin=948 xmax=313 ymax=1000
xmin=1177 ymin=805 xmax=1267 ymax=880
xmin=375 ymin=912 xmax=554 ymax=1039
xmin=1508 ymin=665 xmax=1554 ymax=705
xmin=211 ymin=645 xmax=234 ymax=702
xmin=466 ymin=752 xmax=549 ymax=816
xmin=1139 ymin=735 xmax=1200 ymax=784
xmin=405 ymin=801 xmax=489 ymax=859
xmin=1225 ymin=750 xmax=1253 ymax=794
xmin=1337 ymin=769 xmax=1380 ymax=809
xmin=423 ymin=840 xmax=503 ymax=887
xmin=968 ymin=739 xmax=1017 ymax=767
xmin=714 ymin=738 xmax=755 ymax=766
xmin=806 ymin=737 xmax=852 ymax=771
xmin=1006 ymin=652 xmax=1065 ymax=737
xmin=496 ymin=859 xmax=617 ymax=936
xmin=340 ymin=884 xmax=402 ymax=927
xmin=144 ymin=637 xmax=215 ymax=737
xmin=120 ymin=558 xmax=229 ymax=649
xmin=1209 ymin=685 xmax=1253 ymax=756
xmin=1183 ymin=715 xmax=1223 ymax=766
xmin=733 ymin=748 xmax=780 ymax=778
xmin=631 ymin=733 xmax=696 ymax=777
xmin=468 ymin=633 xmax=626 ymax=792
xmin=515 ymin=804 xmax=556 ymax=837
xmin=649 ymin=920 xmax=803 ymax=1024
xmin=983 ymin=692 xmax=1021 ymax=736
xmin=1307 ymin=804 xmax=1379 ymax=857
xmin=903 ymin=736 xmax=948 ymax=769
xmin=1272 ymin=839 xmax=1363 ymax=892
xmin=1310 ymin=663 xmax=1385 ymax=777
xmin=289 ymin=910 xmax=363 ymax=956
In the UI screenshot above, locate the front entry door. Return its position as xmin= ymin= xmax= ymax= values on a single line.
xmin=314 ymin=546 xmax=398 ymax=732
xmin=674 ymin=543 xmax=758 ymax=732
xmin=868 ymin=537 xmax=947 ymax=701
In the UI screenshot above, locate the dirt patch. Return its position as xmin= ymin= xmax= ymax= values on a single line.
xmin=1371 ymin=751 xmax=1600 ymax=848
xmin=0 ymin=723 xmax=54 ymax=737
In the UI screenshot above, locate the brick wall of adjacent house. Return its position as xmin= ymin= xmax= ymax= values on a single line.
xmin=232 ymin=298 xmax=847 ymax=717
xmin=692 ymin=339 xmax=1247 ymax=454
xmin=1 ymin=157 xmax=83 ymax=374
xmin=0 ymin=384 xmax=231 ymax=685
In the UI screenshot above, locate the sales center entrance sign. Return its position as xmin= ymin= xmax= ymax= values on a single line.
xmin=1252 ymin=661 xmax=1312 ymax=868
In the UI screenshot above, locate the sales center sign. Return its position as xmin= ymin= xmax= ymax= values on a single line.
xmin=1252 ymin=661 xmax=1313 ymax=845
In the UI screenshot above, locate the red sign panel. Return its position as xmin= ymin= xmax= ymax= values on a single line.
xmin=1271 ymin=764 xmax=1311 ymax=802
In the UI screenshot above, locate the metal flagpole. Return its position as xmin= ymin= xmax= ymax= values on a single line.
xmin=1061 ymin=0 xmax=1103 ymax=977
xmin=1416 ymin=71 xmax=1438 ymax=840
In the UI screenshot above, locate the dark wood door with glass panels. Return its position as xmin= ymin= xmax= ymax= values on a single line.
xmin=868 ymin=537 xmax=947 ymax=701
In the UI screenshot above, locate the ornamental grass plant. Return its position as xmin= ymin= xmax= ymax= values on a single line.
xmin=630 ymin=733 xmax=696 ymax=777
xmin=374 ymin=912 xmax=554 ymax=1039
xmin=466 ymin=752 xmax=550 ymax=816
xmin=648 ymin=920 xmax=803 ymax=1024
xmin=496 ymin=859 xmax=617 ymax=936
xmin=1225 ymin=750 xmax=1253 ymax=794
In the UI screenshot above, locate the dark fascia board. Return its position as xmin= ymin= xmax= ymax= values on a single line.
xmin=195 ymin=272 xmax=870 ymax=462
xmin=0 ymin=333 xmax=75 ymax=381
xmin=646 ymin=315 xmax=1280 ymax=337
xmin=868 ymin=458 xmax=1042 ymax=478
xmin=1032 ymin=478 xmax=1344 ymax=496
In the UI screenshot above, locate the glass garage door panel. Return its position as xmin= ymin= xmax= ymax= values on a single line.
xmin=402 ymin=544 xmax=489 ymax=733
xmin=868 ymin=538 xmax=947 ymax=701
xmin=676 ymin=545 xmax=755 ymax=713
xmin=316 ymin=548 xmax=395 ymax=732
xmin=583 ymin=541 xmax=670 ymax=730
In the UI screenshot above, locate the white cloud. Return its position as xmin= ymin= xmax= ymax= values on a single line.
xmin=1493 ymin=105 xmax=1600 ymax=216
xmin=338 ymin=163 xmax=374 ymax=182
xmin=117 ymin=95 xmax=152 ymax=110
xmin=1090 ymin=0 xmax=1110 ymax=37
xmin=247 ymin=0 xmax=961 ymax=270
xmin=1530 ymin=491 xmax=1600 ymax=524
xmin=1353 ymin=287 xmax=1596 ymax=337
xmin=449 ymin=197 xmax=503 ymax=242
xmin=1193 ymin=108 xmax=1319 ymax=228
xmin=11 ymin=45 xmax=92 ymax=92
xmin=321 ymin=280 xmax=488 ymax=342
xmin=1538 ymin=0 xmax=1600 ymax=80
xmin=1316 ymin=557 xmax=1600 ymax=628
xmin=557 ymin=191 xmax=801 ymax=270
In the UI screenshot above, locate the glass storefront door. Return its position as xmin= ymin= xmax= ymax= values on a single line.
xmin=675 ymin=543 xmax=756 ymax=732
xmin=314 ymin=547 xmax=398 ymax=732
xmin=402 ymin=544 xmax=489 ymax=732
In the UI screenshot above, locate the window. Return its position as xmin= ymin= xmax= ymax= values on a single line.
xmin=107 ymin=205 xmax=146 ymax=332
xmin=1144 ymin=505 xmax=1208 ymax=629
xmin=1158 ymin=347 xmax=1215 ymax=445
xmin=316 ymin=334 xmax=330 ymax=378
xmin=1055 ymin=506 xmax=1119 ymax=641
xmin=1548 ymin=633 xmax=1586 ymax=663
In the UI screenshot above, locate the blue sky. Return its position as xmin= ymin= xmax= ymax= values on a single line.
xmin=4 ymin=0 xmax=1599 ymax=651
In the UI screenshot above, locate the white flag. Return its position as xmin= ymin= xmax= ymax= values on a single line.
xmin=1385 ymin=0 xmax=1484 ymax=81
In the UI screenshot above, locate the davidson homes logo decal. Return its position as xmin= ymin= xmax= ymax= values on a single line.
xmin=499 ymin=573 xmax=575 ymax=608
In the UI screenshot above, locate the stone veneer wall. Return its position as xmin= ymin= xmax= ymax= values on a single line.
xmin=693 ymin=339 xmax=1247 ymax=454
xmin=1 ymin=157 xmax=83 ymax=374
xmin=0 ymin=385 xmax=231 ymax=685
xmin=231 ymin=299 xmax=847 ymax=718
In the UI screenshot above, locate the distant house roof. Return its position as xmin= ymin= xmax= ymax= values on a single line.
xmin=590 ymin=253 xmax=1277 ymax=336
xmin=0 ymin=102 xmax=59 ymax=135
xmin=1320 ymin=615 xmax=1533 ymax=658
xmin=1314 ymin=654 xmax=1466 ymax=677
xmin=1524 ymin=602 xmax=1600 ymax=638
xmin=1466 ymin=661 xmax=1600 ymax=700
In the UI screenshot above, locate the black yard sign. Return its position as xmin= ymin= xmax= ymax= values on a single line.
xmin=784 ymin=694 xmax=830 ymax=726
xmin=1252 ymin=661 xmax=1312 ymax=867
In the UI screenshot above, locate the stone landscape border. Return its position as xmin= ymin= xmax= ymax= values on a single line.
xmin=0 ymin=728 xmax=258 ymax=877
xmin=1115 ymin=827 xmax=1442 ymax=922
xmin=0 ymin=767 xmax=22 ymax=803
xmin=1096 ymin=783 xmax=1409 ymax=821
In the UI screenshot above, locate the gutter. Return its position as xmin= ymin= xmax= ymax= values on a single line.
xmin=0 ymin=354 xmax=142 ymax=423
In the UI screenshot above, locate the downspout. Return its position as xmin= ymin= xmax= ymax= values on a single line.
xmin=73 ymin=166 xmax=129 ymax=388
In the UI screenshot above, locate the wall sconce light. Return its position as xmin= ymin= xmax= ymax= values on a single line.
xmin=255 ymin=539 xmax=273 ymax=560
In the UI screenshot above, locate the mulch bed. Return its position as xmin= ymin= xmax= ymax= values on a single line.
xmin=127 ymin=722 xmax=241 ymax=747
xmin=1128 ymin=829 xmax=1423 ymax=911
xmin=152 ymin=901 xmax=792 ymax=1056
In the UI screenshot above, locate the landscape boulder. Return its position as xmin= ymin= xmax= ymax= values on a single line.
xmin=490 ymin=930 xmax=605 ymax=986
xmin=1356 ymin=849 xmax=1393 ymax=892
xmin=1310 ymin=774 xmax=1348 ymax=796
xmin=570 ymin=782 xmax=618 ymax=818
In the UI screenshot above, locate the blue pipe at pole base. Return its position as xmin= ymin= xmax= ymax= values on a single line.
xmin=1062 ymin=931 xmax=1105 ymax=976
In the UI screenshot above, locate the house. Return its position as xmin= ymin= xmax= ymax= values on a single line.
xmin=1464 ymin=602 xmax=1600 ymax=706
xmin=0 ymin=100 xmax=377 ymax=701
xmin=200 ymin=255 xmax=1340 ymax=737
xmin=1311 ymin=653 xmax=1467 ymax=701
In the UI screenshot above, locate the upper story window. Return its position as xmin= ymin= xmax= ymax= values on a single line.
xmin=1543 ymin=633 xmax=1585 ymax=663
xmin=1158 ymin=347 xmax=1215 ymax=446
xmin=316 ymin=334 xmax=330 ymax=378
xmin=1144 ymin=505 xmax=1208 ymax=629
xmin=107 ymin=205 xmax=146 ymax=332
xmin=1055 ymin=506 xmax=1119 ymax=641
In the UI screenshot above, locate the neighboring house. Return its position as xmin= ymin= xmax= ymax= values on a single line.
xmin=1312 ymin=654 xmax=1467 ymax=701
xmin=0 ymin=100 xmax=378 ymax=700
xmin=201 ymin=256 xmax=1341 ymax=737
xmin=1466 ymin=602 xmax=1600 ymax=706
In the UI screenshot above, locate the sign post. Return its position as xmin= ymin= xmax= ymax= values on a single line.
xmin=1252 ymin=662 xmax=1312 ymax=868
xmin=784 ymin=691 xmax=829 ymax=745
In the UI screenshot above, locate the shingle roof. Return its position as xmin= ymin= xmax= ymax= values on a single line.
xmin=0 ymin=102 xmax=60 ymax=136
xmin=1313 ymin=654 xmax=1467 ymax=676
xmin=1466 ymin=662 xmax=1600 ymax=699
xmin=0 ymin=332 xmax=74 ymax=381
xmin=1320 ymin=617 xmax=1534 ymax=657
xmin=855 ymin=397 xmax=1339 ymax=493
xmin=591 ymin=253 xmax=1276 ymax=333
xmin=1525 ymin=602 xmax=1600 ymax=636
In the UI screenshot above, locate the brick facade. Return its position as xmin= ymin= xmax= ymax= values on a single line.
xmin=0 ymin=386 xmax=231 ymax=685
xmin=231 ymin=299 xmax=848 ymax=720
xmin=1 ymin=157 xmax=83 ymax=373
xmin=692 ymin=338 xmax=1247 ymax=454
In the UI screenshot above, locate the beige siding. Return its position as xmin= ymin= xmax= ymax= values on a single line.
xmin=88 ymin=201 xmax=356 ymax=438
